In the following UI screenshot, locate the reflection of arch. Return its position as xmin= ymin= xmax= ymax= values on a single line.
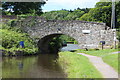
xmin=36 ymin=54 xmax=67 ymax=78
xmin=38 ymin=33 xmax=79 ymax=54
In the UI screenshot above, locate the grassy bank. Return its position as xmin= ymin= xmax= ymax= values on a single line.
xmin=76 ymin=49 xmax=119 ymax=72
xmin=58 ymin=51 xmax=103 ymax=78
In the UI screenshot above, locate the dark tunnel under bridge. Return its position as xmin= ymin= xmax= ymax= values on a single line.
xmin=38 ymin=34 xmax=64 ymax=54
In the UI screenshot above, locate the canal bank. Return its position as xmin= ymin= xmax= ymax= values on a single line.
xmin=1 ymin=48 xmax=38 ymax=57
xmin=58 ymin=51 xmax=103 ymax=78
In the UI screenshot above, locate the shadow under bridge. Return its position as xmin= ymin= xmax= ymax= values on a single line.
xmin=38 ymin=34 xmax=63 ymax=54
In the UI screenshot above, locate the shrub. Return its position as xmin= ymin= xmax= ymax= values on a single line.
xmin=1 ymin=29 xmax=35 ymax=49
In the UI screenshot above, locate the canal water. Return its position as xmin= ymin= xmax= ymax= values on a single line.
xmin=2 ymin=54 xmax=66 ymax=78
xmin=2 ymin=44 xmax=80 ymax=78
xmin=60 ymin=44 xmax=80 ymax=51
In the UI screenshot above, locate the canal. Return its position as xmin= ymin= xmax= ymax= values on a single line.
xmin=2 ymin=44 xmax=80 ymax=78
xmin=2 ymin=54 xmax=66 ymax=78
xmin=60 ymin=44 xmax=80 ymax=51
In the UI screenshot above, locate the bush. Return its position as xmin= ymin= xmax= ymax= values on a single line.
xmin=1 ymin=28 xmax=35 ymax=49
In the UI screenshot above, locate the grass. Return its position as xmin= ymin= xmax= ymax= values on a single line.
xmin=76 ymin=49 xmax=119 ymax=72
xmin=58 ymin=51 xmax=103 ymax=78
xmin=102 ymin=54 xmax=118 ymax=72
xmin=76 ymin=49 xmax=118 ymax=57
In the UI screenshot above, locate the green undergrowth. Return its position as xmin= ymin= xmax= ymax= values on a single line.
xmin=1 ymin=29 xmax=35 ymax=49
xmin=76 ymin=49 xmax=119 ymax=72
xmin=58 ymin=51 xmax=103 ymax=78
xmin=0 ymin=23 xmax=38 ymax=56
xmin=1 ymin=47 xmax=38 ymax=56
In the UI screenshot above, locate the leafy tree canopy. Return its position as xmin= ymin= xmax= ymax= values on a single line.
xmin=80 ymin=1 xmax=120 ymax=28
xmin=2 ymin=2 xmax=46 ymax=15
xmin=41 ymin=8 xmax=90 ymax=20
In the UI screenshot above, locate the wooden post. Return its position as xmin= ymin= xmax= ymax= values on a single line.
xmin=102 ymin=44 xmax=104 ymax=50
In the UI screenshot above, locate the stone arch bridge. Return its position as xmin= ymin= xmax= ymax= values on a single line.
xmin=17 ymin=16 xmax=116 ymax=53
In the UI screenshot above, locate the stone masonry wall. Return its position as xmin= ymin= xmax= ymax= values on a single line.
xmin=18 ymin=16 xmax=115 ymax=49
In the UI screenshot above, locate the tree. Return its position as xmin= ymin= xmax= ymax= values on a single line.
xmin=95 ymin=2 xmax=112 ymax=8
xmin=66 ymin=9 xmax=85 ymax=20
xmin=2 ymin=2 xmax=46 ymax=15
xmin=80 ymin=2 xmax=112 ymax=27
xmin=41 ymin=9 xmax=86 ymax=20
xmin=41 ymin=10 xmax=70 ymax=20
xmin=79 ymin=1 xmax=120 ymax=28
xmin=115 ymin=1 xmax=120 ymax=28
xmin=80 ymin=8 xmax=91 ymax=13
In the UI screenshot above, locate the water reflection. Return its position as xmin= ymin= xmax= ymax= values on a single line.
xmin=60 ymin=44 xmax=80 ymax=51
xmin=37 ymin=54 xmax=59 ymax=70
xmin=2 ymin=54 xmax=66 ymax=78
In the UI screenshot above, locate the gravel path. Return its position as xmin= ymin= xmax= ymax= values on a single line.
xmin=77 ymin=53 xmax=118 ymax=78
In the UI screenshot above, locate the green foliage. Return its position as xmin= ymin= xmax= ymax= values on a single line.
xmin=41 ymin=10 xmax=70 ymax=20
xmin=1 ymin=23 xmax=23 ymax=34
xmin=48 ymin=35 xmax=78 ymax=53
xmin=59 ymin=35 xmax=78 ymax=44
xmin=2 ymin=2 xmax=46 ymax=15
xmin=66 ymin=10 xmax=85 ymax=20
xmin=5 ymin=19 xmax=17 ymax=27
xmin=80 ymin=2 xmax=120 ymax=28
xmin=80 ymin=3 xmax=112 ymax=27
xmin=48 ymin=36 xmax=63 ymax=53
xmin=41 ymin=8 xmax=90 ymax=20
xmin=116 ymin=2 xmax=120 ymax=28
xmin=2 ymin=11 xmax=12 ymax=15
xmin=95 ymin=2 xmax=112 ymax=8
xmin=1 ymin=29 xmax=35 ymax=49
xmin=59 ymin=35 xmax=76 ymax=42
xmin=58 ymin=51 xmax=103 ymax=78
xmin=79 ymin=13 xmax=96 ymax=22
xmin=17 ymin=14 xmax=37 ymax=19
xmin=1 ymin=23 xmax=38 ymax=55
xmin=1 ymin=47 xmax=38 ymax=56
